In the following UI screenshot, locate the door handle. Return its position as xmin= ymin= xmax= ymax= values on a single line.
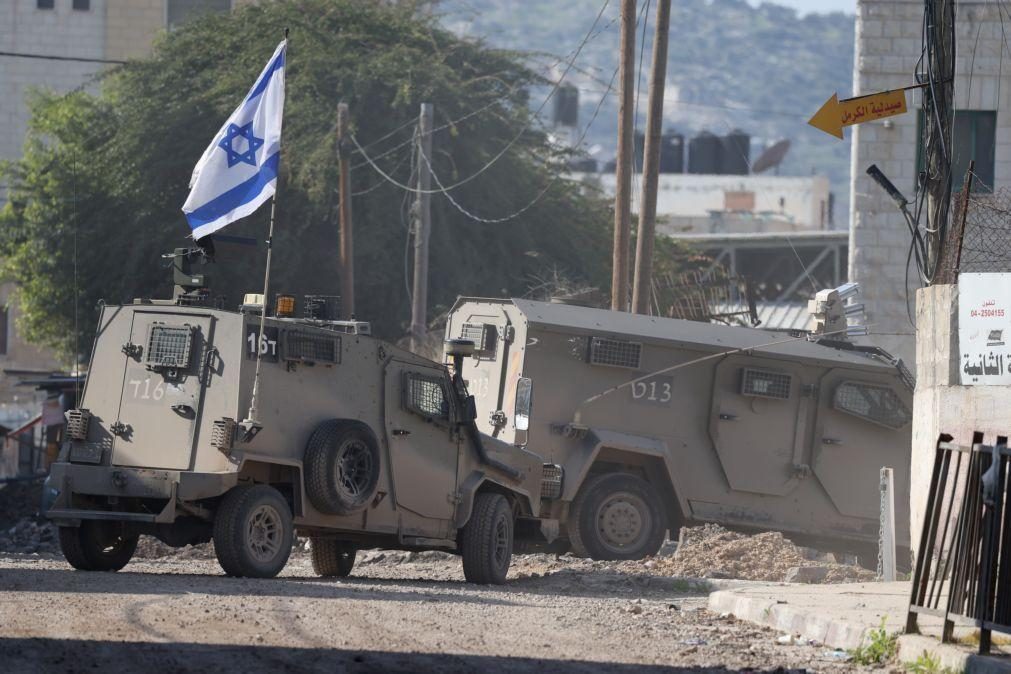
xmin=719 ymin=413 xmax=738 ymax=421
xmin=171 ymin=404 xmax=195 ymax=418
xmin=392 ymin=429 xmax=411 ymax=436
xmin=822 ymin=437 xmax=842 ymax=445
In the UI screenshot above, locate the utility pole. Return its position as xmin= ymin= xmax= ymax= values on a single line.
xmin=410 ymin=102 xmax=433 ymax=352
xmin=611 ymin=0 xmax=636 ymax=312
xmin=923 ymin=0 xmax=954 ymax=283
xmin=337 ymin=102 xmax=355 ymax=317
xmin=631 ymin=0 xmax=671 ymax=315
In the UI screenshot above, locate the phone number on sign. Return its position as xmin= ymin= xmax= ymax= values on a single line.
xmin=970 ymin=308 xmax=1006 ymax=318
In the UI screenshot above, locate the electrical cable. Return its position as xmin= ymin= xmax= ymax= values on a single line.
xmin=414 ymin=58 xmax=623 ymax=224
xmin=354 ymin=0 xmax=614 ymax=195
xmin=351 ymin=4 xmax=621 ymax=169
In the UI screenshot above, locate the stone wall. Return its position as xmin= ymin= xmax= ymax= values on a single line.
xmin=850 ymin=0 xmax=1011 ymax=370
xmin=910 ymin=284 xmax=1011 ymax=550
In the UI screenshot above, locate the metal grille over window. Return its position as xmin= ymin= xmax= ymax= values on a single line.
xmin=145 ymin=324 xmax=194 ymax=369
xmin=833 ymin=382 xmax=911 ymax=429
xmin=404 ymin=374 xmax=450 ymax=421
xmin=587 ymin=337 xmax=642 ymax=369
xmin=459 ymin=323 xmax=498 ymax=356
xmin=740 ymin=368 xmax=792 ymax=400
xmin=283 ymin=331 xmax=340 ymax=363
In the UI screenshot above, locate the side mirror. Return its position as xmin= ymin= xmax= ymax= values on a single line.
xmin=462 ymin=395 xmax=478 ymax=424
xmin=515 ymin=377 xmax=532 ymax=431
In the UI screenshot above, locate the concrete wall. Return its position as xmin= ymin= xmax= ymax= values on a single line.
xmin=910 ymin=284 xmax=1011 ymax=551
xmin=851 ymin=0 xmax=1011 ymax=369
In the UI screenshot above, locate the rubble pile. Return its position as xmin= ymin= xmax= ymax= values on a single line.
xmin=0 ymin=480 xmax=59 ymax=554
xmin=651 ymin=524 xmax=876 ymax=583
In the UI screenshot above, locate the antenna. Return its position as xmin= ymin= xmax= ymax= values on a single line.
xmin=751 ymin=139 xmax=791 ymax=174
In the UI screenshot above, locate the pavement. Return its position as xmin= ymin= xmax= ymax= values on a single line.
xmin=708 ymin=580 xmax=1011 ymax=672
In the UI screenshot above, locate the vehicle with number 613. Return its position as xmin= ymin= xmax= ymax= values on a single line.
xmin=447 ymin=295 xmax=915 ymax=563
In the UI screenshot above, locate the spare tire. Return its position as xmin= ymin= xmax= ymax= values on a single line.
xmin=304 ymin=420 xmax=381 ymax=516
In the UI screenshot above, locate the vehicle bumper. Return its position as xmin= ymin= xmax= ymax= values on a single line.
xmin=45 ymin=462 xmax=236 ymax=525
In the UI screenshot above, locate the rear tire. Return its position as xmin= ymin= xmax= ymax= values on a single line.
xmin=58 ymin=521 xmax=138 ymax=572
xmin=304 ymin=421 xmax=381 ymax=516
xmin=567 ymin=473 xmax=667 ymax=561
xmin=213 ymin=484 xmax=294 ymax=578
xmin=310 ymin=537 xmax=356 ymax=577
xmin=461 ymin=492 xmax=513 ymax=584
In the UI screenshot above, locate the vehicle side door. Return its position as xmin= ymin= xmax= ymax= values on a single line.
xmin=384 ymin=360 xmax=461 ymax=523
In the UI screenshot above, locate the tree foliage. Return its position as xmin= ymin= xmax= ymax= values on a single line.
xmin=2 ymin=0 xmax=623 ymax=359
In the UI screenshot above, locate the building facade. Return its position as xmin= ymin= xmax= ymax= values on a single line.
xmin=0 ymin=0 xmax=240 ymax=409
xmin=850 ymin=0 xmax=1011 ymax=367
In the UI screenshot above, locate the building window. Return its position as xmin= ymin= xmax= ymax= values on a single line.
xmin=167 ymin=0 xmax=232 ymax=30
xmin=37 ymin=0 xmax=55 ymax=9
xmin=0 ymin=307 xmax=8 ymax=356
xmin=72 ymin=0 xmax=90 ymax=10
xmin=917 ymin=110 xmax=996 ymax=191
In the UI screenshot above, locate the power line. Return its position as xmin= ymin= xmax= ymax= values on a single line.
xmin=354 ymin=0 xmax=613 ymax=195
xmin=0 ymin=50 xmax=125 ymax=65
xmin=416 ymin=59 xmax=623 ymax=224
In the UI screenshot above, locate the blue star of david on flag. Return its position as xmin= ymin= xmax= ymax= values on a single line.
xmin=182 ymin=40 xmax=286 ymax=240
xmin=218 ymin=122 xmax=265 ymax=168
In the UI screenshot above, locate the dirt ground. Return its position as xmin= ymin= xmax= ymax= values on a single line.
xmin=0 ymin=549 xmax=892 ymax=674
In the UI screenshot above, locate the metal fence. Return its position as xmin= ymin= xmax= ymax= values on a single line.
xmin=907 ymin=432 xmax=1011 ymax=654
xmin=938 ymin=182 xmax=1011 ymax=282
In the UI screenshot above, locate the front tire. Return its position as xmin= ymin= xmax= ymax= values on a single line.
xmin=310 ymin=537 xmax=356 ymax=578
xmin=567 ymin=473 xmax=667 ymax=561
xmin=461 ymin=492 xmax=514 ymax=584
xmin=213 ymin=484 xmax=294 ymax=578
xmin=58 ymin=521 xmax=138 ymax=572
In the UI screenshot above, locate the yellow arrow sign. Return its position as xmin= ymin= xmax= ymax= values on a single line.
xmin=808 ymin=89 xmax=908 ymax=139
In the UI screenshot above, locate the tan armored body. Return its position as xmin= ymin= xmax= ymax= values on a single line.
xmin=447 ymin=297 xmax=914 ymax=562
xmin=48 ymin=269 xmax=553 ymax=584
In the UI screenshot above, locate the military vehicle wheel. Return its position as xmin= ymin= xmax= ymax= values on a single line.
xmin=567 ymin=473 xmax=667 ymax=561
xmin=310 ymin=537 xmax=356 ymax=577
xmin=213 ymin=484 xmax=293 ymax=578
xmin=305 ymin=420 xmax=381 ymax=516
xmin=58 ymin=521 xmax=138 ymax=572
xmin=461 ymin=492 xmax=514 ymax=584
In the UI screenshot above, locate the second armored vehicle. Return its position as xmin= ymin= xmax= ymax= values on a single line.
xmin=447 ymin=294 xmax=914 ymax=562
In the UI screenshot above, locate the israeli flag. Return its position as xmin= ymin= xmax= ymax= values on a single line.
xmin=183 ymin=40 xmax=286 ymax=240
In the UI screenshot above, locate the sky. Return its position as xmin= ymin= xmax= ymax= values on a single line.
xmin=748 ymin=0 xmax=856 ymax=14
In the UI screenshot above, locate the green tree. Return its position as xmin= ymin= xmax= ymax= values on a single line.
xmin=2 ymin=0 xmax=619 ymax=360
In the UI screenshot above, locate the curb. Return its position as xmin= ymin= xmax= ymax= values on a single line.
xmin=708 ymin=589 xmax=1011 ymax=672
xmin=707 ymin=589 xmax=868 ymax=650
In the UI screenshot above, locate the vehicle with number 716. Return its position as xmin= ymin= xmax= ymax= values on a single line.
xmin=447 ymin=293 xmax=915 ymax=563
xmin=45 ymin=250 xmax=556 ymax=583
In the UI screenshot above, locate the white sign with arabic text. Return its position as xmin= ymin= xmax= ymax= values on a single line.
xmin=959 ymin=273 xmax=1011 ymax=385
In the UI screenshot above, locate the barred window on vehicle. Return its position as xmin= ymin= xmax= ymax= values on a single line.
xmin=833 ymin=381 xmax=911 ymax=429
xmin=282 ymin=330 xmax=340 ymax=364
xmin=740 ymin=368 xmax=792 ymax=400
xmin=587 ymin=337 xmax=642 ymax=369
xmin=404 ymin=373 xmax=450 ymax=422
xmin=458 ymin=322 xmax=498 ymax=357
xmin=145 ymin=324 xmax=194 ymax=369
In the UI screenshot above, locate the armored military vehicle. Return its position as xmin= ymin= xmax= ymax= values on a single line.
xmin=447 ymin=291 xmax=914 ymax=562
xmin=46 ymin=250 xmax=554 ymax=584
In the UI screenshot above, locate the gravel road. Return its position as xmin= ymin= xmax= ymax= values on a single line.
xmin=0 ymin=549 xmax=885 ymax=673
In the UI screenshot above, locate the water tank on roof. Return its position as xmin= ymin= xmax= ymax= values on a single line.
xmin=553 ymin=85 xmax=579 ymax=127
xmin=688 ymin=131 xmax=721 ymax=174
xmin=721 ymin=129 xmax=751 ymax=175
xmin=659 ymin=132 xmax=684 ymax=173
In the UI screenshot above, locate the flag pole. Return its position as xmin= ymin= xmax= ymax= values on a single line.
xmin=243 ymin=27 xmax=287 ymax=431
xmin=244 ymin=193 xmax=277 ymax=427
